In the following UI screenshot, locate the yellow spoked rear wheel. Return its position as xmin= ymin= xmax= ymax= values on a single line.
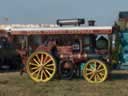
xmin=83 ymin=59 xmax=108 ymax=83
xmin=26 ymin=51 xmax=56 ymax=82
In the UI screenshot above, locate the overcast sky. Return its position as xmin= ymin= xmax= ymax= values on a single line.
xmin=0 ymin=0 xmax=127 ymax=25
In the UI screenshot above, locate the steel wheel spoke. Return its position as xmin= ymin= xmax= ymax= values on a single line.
xmin=41 ymin=54 xmax=44 ymax=64
xmin=45 ymin=70 xmax=51 ymax=77
xmin=99 ymin=72 xmax=105 ymax=77
xmin=45 ymin=67 xmax=54 ymax=71
xmin=31 ymin=68 xmax=40 ymax=75
xmin=43 ymin=70 xmax=48 ymax=79
xmin=94 ymin=75 xmax=97 ymax=82
xmin=29 ymin=62 xmax=39 ymax=67
xmin=36 ymin=54 xmax=41 ymax=63
xmin=86 ymin=68 xmax=93 ymax=71
xmin=36 ymin=68 xmax=41 ymax=79
xmin=97 ymin=64 xmax=102 ymax=70
xmin=86 ymin=71 xmax=93 ymax=76
xmin=45 ymin=64 xmax=54 ymax=67
xmin=33 ymin=58 xmax=40 ymax=65
xmin=43 ymin=55 xmax=48 ymax=64
xmin=31 ymin=66 xmax=39 ymax=70
xmin=96 ymin=73 xmax=101 ymax=81
xmin=44 ymin=59 xmax=52 ymax=66
xmin=90 ymin=73 xmax=95 ymax=80
xmin=98 ymin=68 xmax=105 ymax=72
xmin=94 ymin=62 xmax=97 ymax=69
xmin=40 ymin=70 xmax=44 ymax=80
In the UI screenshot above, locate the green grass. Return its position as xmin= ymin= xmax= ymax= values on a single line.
xmin=0 ymin=70 xmax=128 ymax=96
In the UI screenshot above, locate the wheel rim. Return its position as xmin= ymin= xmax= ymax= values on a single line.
xmin=59 ymin=60 xmax=74 ymax=80
xmin=26 ymin=51 xmax=56 ymax=82
xmin=83 ymin=59 xmax=108 ymax=83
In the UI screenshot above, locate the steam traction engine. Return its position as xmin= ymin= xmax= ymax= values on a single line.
xmin=0 ymin=19 xmax=113 ymax=83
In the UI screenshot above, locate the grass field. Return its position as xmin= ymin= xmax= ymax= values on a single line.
xmin=0 ymin=70 xmax=128 ymax=96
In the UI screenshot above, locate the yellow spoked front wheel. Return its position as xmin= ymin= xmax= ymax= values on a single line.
xmin=26 ymin=51 xmax=56 ymax=82
xmin=83 ymin=59 xmax=108 ymax=83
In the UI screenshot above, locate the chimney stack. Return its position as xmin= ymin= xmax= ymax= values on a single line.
xmin=88 ymin=20 xmax=95 ymax=26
